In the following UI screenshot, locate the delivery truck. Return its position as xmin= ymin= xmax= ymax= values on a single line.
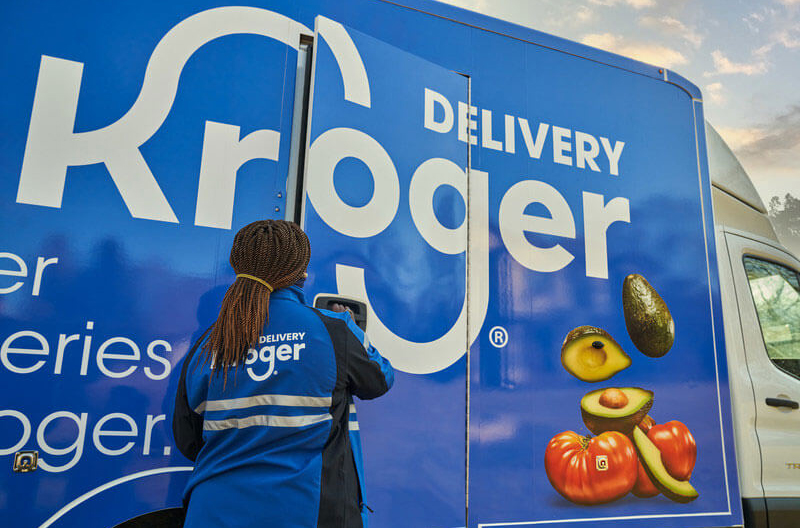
xmin=0 ymin=1 xmax=797 ymax=527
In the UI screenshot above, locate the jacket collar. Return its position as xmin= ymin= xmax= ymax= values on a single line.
xmin=270 ymin=284 xmax=307 ymax=305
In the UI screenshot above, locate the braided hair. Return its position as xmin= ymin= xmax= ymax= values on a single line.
xmin=200 ymin=220 xmax=311 ymax=384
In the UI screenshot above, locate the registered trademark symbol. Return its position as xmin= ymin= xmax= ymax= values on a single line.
xmin=489 ymin=326 xmax=508 ymax=348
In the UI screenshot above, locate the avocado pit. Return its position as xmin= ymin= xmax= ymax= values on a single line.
xmin=580 ymin=387 xmax=654 ymax=435
xmin=599 ymin=388 xmax=629 ymax=409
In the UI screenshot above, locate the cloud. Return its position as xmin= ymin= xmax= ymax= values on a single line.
xmin=576 ymin=6 xmax=594 ymax=23
xmin=705 ymin=50 xmax=767 ymax=76
xmin=581 ymin=33 xmax=687 ymax=67
xmin=717 ymin=106 xmax=800 ymax=175
xmin=716 ymin=127 xmax=768 ymax=151
xmin=777 ymin=29 xmax=800 ymax=47
xmin=743 ymin=12 xmax=766 ymax=33
xmin=589 ymin=0 xmax=655 ymax=9
xmin=705 ymin=82 xmax=725 ymax=104
xmin=756 ymin=28 xmax=800 ymax=55
xmin=778 ymin=0 xmax=800 ymax=5
xmin=717 ymin=106 xmax=800 ymax=204
xmin=732 ymin=105 xmax=800 ymax=155
xmin=640 ymin=15 xmax=703 ymax=47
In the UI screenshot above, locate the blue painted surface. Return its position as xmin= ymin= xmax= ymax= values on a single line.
xmin=302 ymin=21 xmax=470 ymax=528
xmin=0 ymin=3 xmax=298 ymax=527
xmin=465 ymin=24 xmax=740 ymax=528
xmin=0 ymin=1 xmax=739 ymax=527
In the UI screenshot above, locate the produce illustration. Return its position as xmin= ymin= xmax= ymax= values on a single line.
xmin=546 ymin=274 xmax=699 ymax=506
xmin=561 ymin=326 xmax=631 ymax=382
xmin=632 ymin=421 xmax=698 ymax=503
xmin=622 ymin=274 xmax=675 ymax=358
xmin=580 ymin=387 xmax=653 ymax=435
xmin=544 ymin=430 xmax=638 ymax=505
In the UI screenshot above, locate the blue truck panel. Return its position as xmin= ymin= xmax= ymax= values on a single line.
xmin=0 ymin=1 xmax=740 ymax=527
xmin=302 ymin=18 xmax=470 ymax=528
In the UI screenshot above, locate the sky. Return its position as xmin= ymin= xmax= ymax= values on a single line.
xmin=440 ymin=0 xmax=800 ymax=207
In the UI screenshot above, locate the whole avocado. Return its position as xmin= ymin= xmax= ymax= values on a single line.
xmin=622 ymin=274 xmax=675 ymax=358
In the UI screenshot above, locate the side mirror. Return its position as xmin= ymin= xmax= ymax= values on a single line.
xmin=313 ymin=295 xmax=368 ymax=332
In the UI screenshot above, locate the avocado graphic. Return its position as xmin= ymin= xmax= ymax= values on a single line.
xmin=632 ymin=427 xmax=699 ymax=503
xmin=580 ymin=387 xmax=653 ymax=435
xmin=561 ymin=326 xmax=631 ymax=382
xmin=622 ymin=274 xmax=675 ymax=358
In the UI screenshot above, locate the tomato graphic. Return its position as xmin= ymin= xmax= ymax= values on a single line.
xmin=632 ymin=458 xmax=660 ymax=498
xmin=545 ymin=431 xmax=638 ymax=505
xmin=632 ymin=419 xmax=697 ymax=497
xmin=649 ymin=420 xmax=696 ymax=480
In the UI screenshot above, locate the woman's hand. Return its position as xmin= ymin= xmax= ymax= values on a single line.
xmin=330 ymin=303 xmax=355 ymax=321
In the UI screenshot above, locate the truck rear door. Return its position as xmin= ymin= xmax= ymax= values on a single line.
xmin=300 ymin=17 xmax=471 ymax=528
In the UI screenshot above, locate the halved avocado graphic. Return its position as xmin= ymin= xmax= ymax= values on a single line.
xmin=580 ymin=387 xmax=653 ymax=435
xmin=561 ymin=326 xmax=631 ymax=382
xmin=622 ymin=274 xmax=675 ymax=358
xmin=632 ymin=427 xmax=699 ymax=503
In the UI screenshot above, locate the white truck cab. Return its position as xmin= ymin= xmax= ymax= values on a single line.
xmin=708 ymin=122 xmax=800 ymax=528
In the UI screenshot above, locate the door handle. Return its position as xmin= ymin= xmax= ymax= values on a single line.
xmin=313 ymin=295 xmax=368 ymax=331
xmin=765 ymin=397 xmax=799 ymax=410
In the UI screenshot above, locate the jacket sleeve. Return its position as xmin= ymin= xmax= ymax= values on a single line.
xmin=342 ymin=316 xmax=394 ymax=400
xmin=172 ymin=329 xmax=211 ymax=462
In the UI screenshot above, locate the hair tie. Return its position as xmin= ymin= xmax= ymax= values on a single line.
xmin=236 ymin=274 xmax=274 ymax=292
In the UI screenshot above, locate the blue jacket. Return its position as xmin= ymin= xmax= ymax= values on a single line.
xmin=173 ymin=286 xmax=394 ymax=528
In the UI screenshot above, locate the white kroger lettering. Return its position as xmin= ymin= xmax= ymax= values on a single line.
xmin=17 ymin=8 xmax=310 ymax=223
xmin=330 ymin=169 xmax=491 ymax=375
xmin=306 ymin=127 xmax=400 ymax=238
xmin=552 ymin=126 xmax=573 ymax=167
xmin=1 ymin=321 xmax=173 ymax=380
xmin=1 ymin=330 xmax=50 ymax=374
xmin=575 ymin=131 xmax=601 ymax=172
xmin=0 ymin=252 xmax=58 ymax=296
xmin=37 ymin=411 xmax=87 ymax=473
xmin=457 ymin=101 xmax=478 ymax=145
xmin=504 ymin=114 xmax=516 ymax=154
xmin=600 ymin=137 xmax=626 ymax=176
xmin=1 ymin=409 xmax=173 ymax=473
xmin=499 ymin=179 xmax=576 ymax=273
xmin=259 ymin=332 xmax=306 ymax=343
xmin=245 ymin=336 xmax=306 ymax=382
xmin=408 ymin=158 xmax=467 ymax=255
xmin=583 ymin=192 xmax=631 ymax=279
xmin=16 ymin=10 xmax=372 ymax=229
xmin=195 ymin=122 xmax=281 ymax=229
xmin=481 ymin=109 xmax=503 ymax=151
xmin=0 ymin=410 xmax=31 ymax=456
xmin=92 ymin=413 xmax=138 ymax=456
xmin=426 ymin=93 xmax=626 ymax=176
xmin=424 ymin=88 xmax=453 ymax=134
xmin=519 ymin=118 xmax=550 ymax=160
xmin=498 ymin=181 xmax=631 ymax=276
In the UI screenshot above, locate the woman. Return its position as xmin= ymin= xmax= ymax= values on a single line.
xmin=173 ymin=220 xmax=393 ymax=528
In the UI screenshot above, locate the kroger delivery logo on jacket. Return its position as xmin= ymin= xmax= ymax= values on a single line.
xmin=243 ymin=333 xmax=306 ymax=382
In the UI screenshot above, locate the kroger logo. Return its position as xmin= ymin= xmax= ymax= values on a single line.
xmin=244 ymin=333 xmax=306 ymax=382
xmin=15 ymin=8 xmax=365 ymax=230
xmin=15 ymin=7 xmax=631 ymax=375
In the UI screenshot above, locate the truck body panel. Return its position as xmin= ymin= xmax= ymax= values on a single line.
xmin=6 ymin=1 xmax=797 ymax=527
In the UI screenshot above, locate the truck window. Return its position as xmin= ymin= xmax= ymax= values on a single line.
xmin=743 ymin=256 xmax=800 ymax=380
